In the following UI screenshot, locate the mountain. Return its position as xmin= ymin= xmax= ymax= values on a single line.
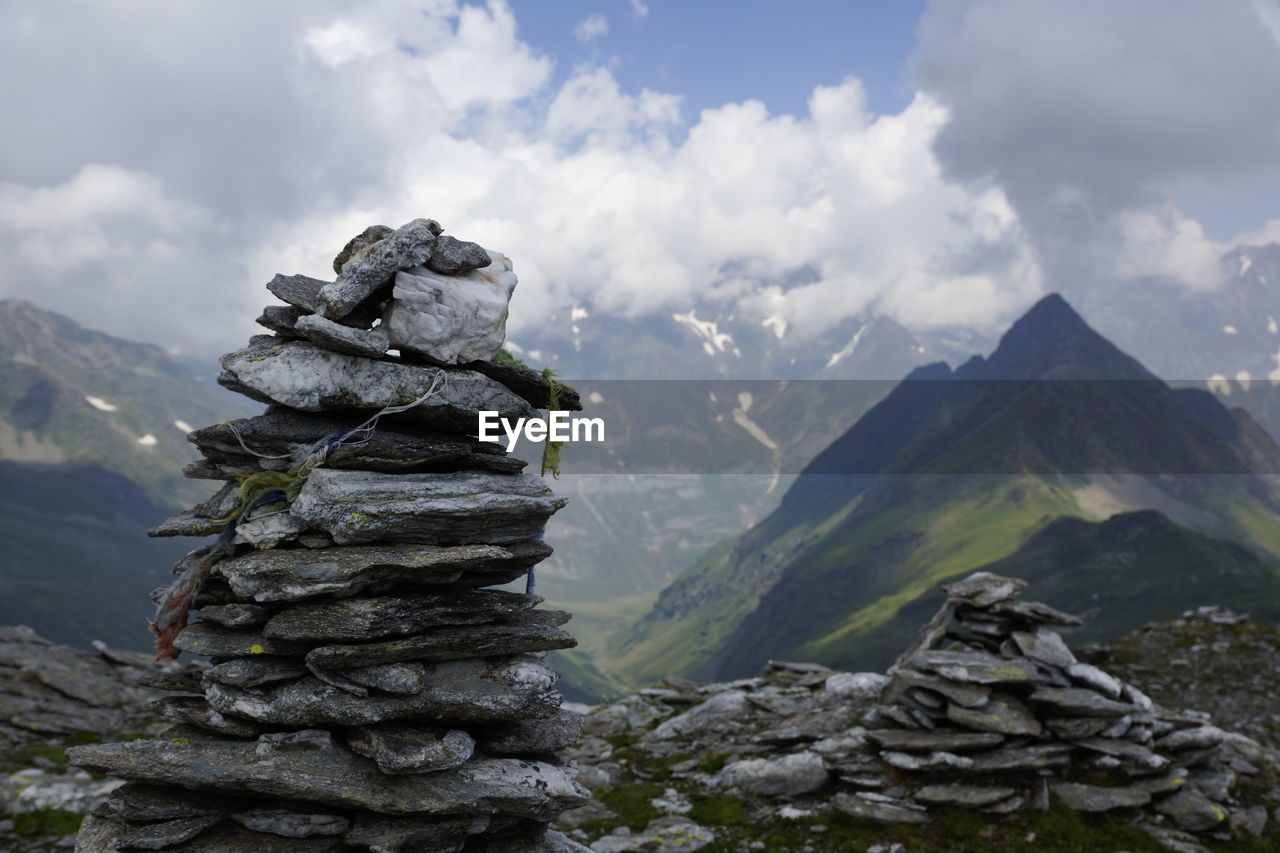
xmin=0 ymin=299 xmax=254 ymax=510
xmin=509 ymin=303 xmax=987 ymax=381
xmin=0 ymin=460 xmax=193 ymax=651
xmin=1081 ymin=242 xmax=1280 ymax=384
xmin=611 ymin=293 xmax=1280 ymax=684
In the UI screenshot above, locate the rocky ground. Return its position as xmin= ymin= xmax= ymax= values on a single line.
xmin=3 ymin=606 xmax=1279 ymax=852
xmin=0 ymin=626 xmax=167 ymax=852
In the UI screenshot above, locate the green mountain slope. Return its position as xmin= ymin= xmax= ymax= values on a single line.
xmin=614 ymin=294 xmax=1280 ymax=684
xmin=0 ymin=299 xmax=253 ymax=510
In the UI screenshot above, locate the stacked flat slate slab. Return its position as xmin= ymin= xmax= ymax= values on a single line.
xmin=837 ymin=572 xmax=1262 ymax=835
xmin=70 ymin=219 xmax=593 ymax=852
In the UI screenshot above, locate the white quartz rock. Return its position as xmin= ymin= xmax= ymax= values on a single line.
xmin=384 ymin=251 xmax=517 ymax=364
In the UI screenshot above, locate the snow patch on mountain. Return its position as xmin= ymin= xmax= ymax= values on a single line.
xmin=826 ymin=324 xmax=868 ymax=369
xmin=731 ymin=391 xmax=778 ymax=452
xmin=673 ymin=311 xmax=738 ymax=357
xmin=84 ymin=396 xmax=117 ymax=412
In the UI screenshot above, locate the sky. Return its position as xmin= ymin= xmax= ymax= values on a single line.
xmin=2 ymin=0 xmax=1280 ymax=360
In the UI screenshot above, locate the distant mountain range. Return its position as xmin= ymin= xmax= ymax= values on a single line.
xmin=0 ymin=300 xmax=256 ymax=650
xmin=610 ymin=294 xmax=1280 ymax=684
xmin=0 ymin=299 xmax=254 ymax=510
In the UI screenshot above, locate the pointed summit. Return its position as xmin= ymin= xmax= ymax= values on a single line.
xmin=976 ymin=293 xmax=1154 ymax=381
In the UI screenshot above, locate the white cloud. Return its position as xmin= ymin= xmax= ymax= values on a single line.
xmin=2 ymin=0 xmax=1274 ymax=365
xmin=1112 ymin=205 xmax=1228 ymax=290
xmin=916 ymin=0 xmax=1280 ymax=296
xmin=574 ymin=13 xmax=608 ymax=42
xmin=628 ymin=0 xmax=650 ymax=19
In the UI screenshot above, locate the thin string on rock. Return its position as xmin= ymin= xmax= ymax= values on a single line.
xmin=150 ymin=372 xmax=448 ymax=660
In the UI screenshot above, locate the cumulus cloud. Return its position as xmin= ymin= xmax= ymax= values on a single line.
xmin=914 ymin=0 xmax=1280 ymax=293
xmin=0 ymin=0 xmax=1050 ymax=359
xmin=574 ymin=13 xmax=608 ymax=43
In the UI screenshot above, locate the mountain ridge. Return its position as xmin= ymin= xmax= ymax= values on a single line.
xmin=613 ymin=293 xmax=1280 ymax=685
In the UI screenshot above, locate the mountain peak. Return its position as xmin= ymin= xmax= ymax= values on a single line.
xmin=979 ymin=293 xmax=1154 ymax=381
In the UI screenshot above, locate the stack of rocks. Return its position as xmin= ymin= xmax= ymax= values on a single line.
xmin=69 ymin=219 xmax=593 ymax=852
xmin=838 ymin=572 xmax=1270 ymax=840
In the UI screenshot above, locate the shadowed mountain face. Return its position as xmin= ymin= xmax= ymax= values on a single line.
xmin=0 ymin=460 xmax=194 ymax=651
xmin=614 ymin=294 xmax=1280 ymax=684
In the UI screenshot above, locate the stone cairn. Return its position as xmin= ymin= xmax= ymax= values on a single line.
xmin=838 ymin=572 xmax=1269 ymax=840
xmin=70 ymin=219 xmax=593 ymax=852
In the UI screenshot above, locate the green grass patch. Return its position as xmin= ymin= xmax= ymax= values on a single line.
xmin=596 ymin=783 xmax=666 ymax=831
xmin=12 ymin=809 xmax=84 ymax=836
xmin=688 ymin=792 xmax=746 ymax=827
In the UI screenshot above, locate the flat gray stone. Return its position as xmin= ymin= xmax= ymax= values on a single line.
xmin=946 ymin=691 xmax=1041 ymax=736
xmin=115 ymin=815 xmax=224 ymax=849
xmin=1153 ymin=787 xmax=1228 ymax=831
xmin=205 ymin=658 xmax=308 ymax=689
xmin=833 ymin=792 xmax=930 ymax=825
xmin=1029 ymin=687 xmax=1136 ymax=717
xmin=914 ymin=784 xmax=1018 ymax=807
xmin=217 ymin=340 xmax=536 ymax=428
xmin=319 ymin=218 xmax=439 ymax=319
xmin=1011 ymin=628 xmax=1076 ymax=667
xmin=1155 ymin=725 xmax=1226 ymax=752
xmin=92 ymin=784 xmax=241 ymax=822
xmin=194 ymin=603 xmax=274 ymax=629
xmin=304 ymin=620 xmax=576 ymax=669
xmin=190 ymin=410 xmax=523 ymax=478
xmin=341 ymin=814 xmax=473 ymax=853
xmin=173 ymin=624 xmax=308 ymax=659
xmin=1066 ymin=663 xmax=1123 ymax=699
xmin=884 ymin=669 xmax=990 ymax=708
xmin=262 ymin=589 xmax=539 ymax=641
xmin=988 ymin=599 xmax=1082 ymax=626
xmin=204 ymin=658 xmax=562 ymax=725
xmin=713 ymin=751 xmax=829 ymax=796
xmin=1045 ymin=717 xmax=1111 ymax=739
xmin=77 ymin=814 xmax=351 ymax=852
xmin=348 ymin=723 xmax=476 ymax=774
xmin=214 ymin=540 xmax=550 ymax=602
xmin=480 ymin=710 xmax=584 ymax=755
xmin=864 ymin=729 xmax=1005 ymax=753
xmin=266 ymin=273 xmax=331 ymax=314
xmin=881 ymin=750 xmax=974 ymax=771
xmin=232 ymin=809 xmax=350 ymax=838
xmin=70 ymin=729 xmax=588 ymax=821
xmin=965 ymin=744 xmax=1073 ymax=772
xmin=293 ymin=314 xmax=390 ymax=358
xmin=910 ymin=650 xmax=1054 ymax=685
xmin=291 ymin=469 xmax=565 ymax=546
xmin=257 ymin=304 xmax=308 ymax=336
xmin=151 ymin=696 xmax=267 ymax=737
xmin=1073 ymin=736 xmax=1168 ymax=771
xmin=941 ymin=572 xmax=1026 ymax=607
xmin=311 ymin=662 xmax=427 ymax=697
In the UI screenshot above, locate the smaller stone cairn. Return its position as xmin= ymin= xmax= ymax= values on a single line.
xmin=840 ymin=572 xmax=1271 ymax=842
xmin=69 ymin=219 xmax=593 ymax=852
